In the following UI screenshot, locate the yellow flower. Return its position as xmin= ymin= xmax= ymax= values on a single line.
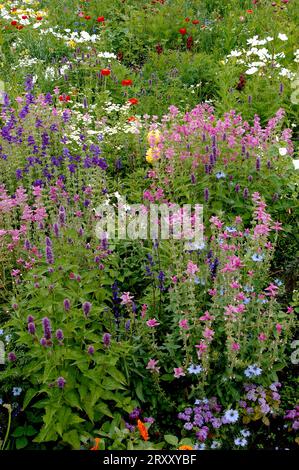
xmin=146 ymin=147 xmax=160 ymax=164
xmin=68 ymin=40 xmax=76 ymax=48
xmin=147 ymin=129 xmax=161 ymax=145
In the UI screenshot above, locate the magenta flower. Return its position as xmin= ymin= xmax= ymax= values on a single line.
xmin=276 ymin=324 xmax=282 ymax=334
xmin=186 ymin=260 xmax=198 ymax=276
xmin=120 ymin=292 xmax=134 ymax=305
xmin=146 ymin=318 xmax=160 ymax=328
xmin=146 ymin=359 xmax=160 ymax=373
xmin=173 ymin=367 xmax=185 ymax=378
xmin=203 ymin=327 xmax=215 ymax=341
xmin=179 ymin=319 xmax=189 ymax=330
xmin=258 ymin=333 xmax=267 ymax=341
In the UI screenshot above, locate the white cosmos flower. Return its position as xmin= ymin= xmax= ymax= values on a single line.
xmin=278 ymin=33 xmax=288 ymax=41
xmin=279 ymin=148 xmax=287 ymax=156
xmin=246 ymin=67 xmax=258 ymax=75
xmin=293 ymin=160 xmax=299 ymax=170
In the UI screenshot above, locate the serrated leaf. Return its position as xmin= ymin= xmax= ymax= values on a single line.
xmin=164 ymin=434 xmax=178 ymax=446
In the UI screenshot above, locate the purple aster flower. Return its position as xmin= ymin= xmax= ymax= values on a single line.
xmin=184 ymin=422 xmax=193 ymax=431
xmin=63 ymin=299 xmax=71 ymax=311
xmin=204 ymin=187 xmax=209 ymax=202
xmin=82 ymin=302 xmax=92 ymax=317
xmin=28 ymin=322 xmax=36 ymax=335
xmin=55 ymin=329 xmax=64 ymax=341
xmin=129 ymin=407 xmax=141 ymax=420
xmin=196 ymin=426 xmax=209 ymax=442
xmin=57 ymin=377 xmax=66 ymax=389
xmin=103 ymin=333 xmax=111 ymax=347
xmin=8 ymin=352 xmax=17 ymax=362
xmin=42 ymin=317 xmax=52 ymax=340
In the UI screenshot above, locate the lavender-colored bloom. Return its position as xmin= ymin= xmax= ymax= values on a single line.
xmin=27 ymin=315 xmax=34 ymax=323
xmin=103 ymin=333 xmax=111 ymax=347
xmin=8 ymin=352 xmax=16 ymax=362
xmin=53 ymin=223 xmax=60 ymax=237
xmin=204 ymin=187 xmax=209 ymax=202
xmin=243 ymin=187 xmax=249 ymax=199
xmin=82 ymin=302 xmax=92 ymax=317
xmin=55 ymin=329 xmax=64 ymax=341
xmin=125 ymin=423 xmax=136 ymax=432
xmin=125 ymin=320 xmax=131 ymax=330
xmin=87 ymin=345 xmax=95 ymax=355
xmin=46 ymin=243 xmax=54 ymax=265
xmin=248 ymin=95 xmax=252 ymax=104
xmin=129 ymin=407 xmax=141 ymax=420
xmin=196 ymin=426 xmax=209 ymax=442
xmin=57 ymin=377 xmax=66 ymax=389
xmin=256 ymin=157 xmax=261 ymax=171
xmin=63 ymin=299 xmax=71 ymax=311
xmin=235 ymin=183 xmax=240 ymax=192
xmin=28 ymin=322 xmax=36 ymax=335
xmin=144 ymin=417 xmax=155 ymax=424
xmin=42 ymin=317 xmax=52 ymax=340
xmin=184 ymin=422 xmax=193 ymax=431
xmin=59 ymin=206 xmax=66 ymax=225
xmin=24 ymin=75 xmax=34 ymax=92
xmin=40 ymin=337 xmax=47 ymax=347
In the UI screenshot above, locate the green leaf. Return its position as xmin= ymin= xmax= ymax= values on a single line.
xmin=164 ymin=434 xmax=178 ymax=446
xmin=16 ymin=437 xmax=28 ymax=449
xmin=22 ymin=389 xmax=39 ymax=410
xmin=12 ymin=427 xmax=25 ymax=438
xmin=62 ymin=430 xmax=81 ymax=450
xmin=25 ymin=425 xmax=37 ymax=437
xmin=96 ymin=403 xmax=113 ymax=418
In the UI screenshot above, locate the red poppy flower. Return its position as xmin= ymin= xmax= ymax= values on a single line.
xmin=85 ymin=15 xmax=91 ymax=20
xmin=156 ymin=44 xmax=163 ymax=54
xmin=246 ymin=9 xmax=253 ymax=13
xmin=121 ymin=79 xmax=133 ymax=86
xmin=192 ymin=19 xmax=200 ymax=24
xmin=21 ymin=15 xmax=28 ymax=19
xmin=179 ymin=28 xmax=187 ymax=35
xmin=16 ymin=25 xmax=24 ymax=30
xmin=36 ymin=16 xmax=43 ymax=20
xmin=186 ymin=36 xmax=193 ymax=50
xmin=128 ymin=98 xmax=138 ymax=105
xmin=185 ymin=17 xmax=190 ymax=22
xmin=101 ymin=69 xmax=111 ymax=76
xmin=11 ymin=20 xmax=18 ymax=26
xmin=65 ymin=95 xmax=71 ymax=102
xmin=97 ymin=16 xmax=105 ymax=22
xmin=59 ymin=95 xmax=64 ymax=102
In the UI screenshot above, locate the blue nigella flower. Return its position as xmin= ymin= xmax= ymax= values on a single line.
xmin=12 ymin=387 xmax=22 ymax=397
xmin=251 ymin=253 xmax=264 ymax=262
xmin=225 ymin=226 xmax=237 ymax=233
xmin=188 ymin=364 xmax=203 ymax=375
xmin=215 ymin=171 xmax=226 ymax=179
